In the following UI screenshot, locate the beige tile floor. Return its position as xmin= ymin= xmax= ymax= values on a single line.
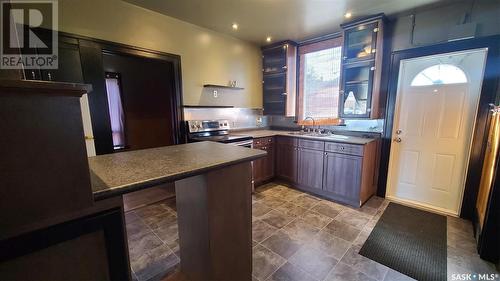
xmin=124 ymin=182 xmax=498 ymax=281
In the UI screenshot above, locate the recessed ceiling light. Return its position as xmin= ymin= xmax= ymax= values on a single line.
xmin=232 ymin=23 xmax=238 ymax=30
xmin=266 ymin=36 xmax=272 ymax=43
xmin=345 ymin=12 xmax=352 ymax=18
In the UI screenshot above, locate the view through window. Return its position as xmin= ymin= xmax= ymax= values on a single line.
xmin=105 ymin=73 xmax=126 ymax=150
xmin=298 ymin=37 xmax=343 ymax=124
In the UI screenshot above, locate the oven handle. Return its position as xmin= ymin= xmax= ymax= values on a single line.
xmin=228 ymin=139 xmax=253 ymax=147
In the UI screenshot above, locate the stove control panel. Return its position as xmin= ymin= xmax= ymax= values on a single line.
xmin=187 ymin=120 xmax=230 ymax=133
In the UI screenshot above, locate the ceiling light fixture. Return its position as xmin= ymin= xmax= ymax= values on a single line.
xmin=345 ymin=12 xmax=352 ymax=18
xmin=232 ymin=23 xmax=238 ymax=30
xmin=266 ymin=36 xmax=272 ymax=43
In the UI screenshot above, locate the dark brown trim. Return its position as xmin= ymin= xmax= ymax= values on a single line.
xmin=98 ymin=43 xmax=184 ymax=146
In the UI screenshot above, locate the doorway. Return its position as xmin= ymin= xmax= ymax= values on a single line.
xmin=386 ymin=49 xmax=488 ymax=215
xmin=102 ymin=51 xmax=178 ymax=151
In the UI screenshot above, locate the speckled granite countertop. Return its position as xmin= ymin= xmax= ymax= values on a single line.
xmin=89 ymin=141 xmax=266 ymax=200
xmin=232 ymin=129 xmax=376 ymax=145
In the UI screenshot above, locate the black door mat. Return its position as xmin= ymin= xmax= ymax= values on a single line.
xmin=359 ymin=202 xmax=447 ymax=281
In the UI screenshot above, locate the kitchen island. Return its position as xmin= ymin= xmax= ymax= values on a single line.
xmin=89 ymin=141 xmax=266 ymax=281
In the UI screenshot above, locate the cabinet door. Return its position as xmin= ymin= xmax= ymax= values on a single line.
xmin=276 ymin=144 xmax=297 ymax=182
xmin=323 ymin=153 xmax=362 ymax=203
xmin=340 ymin=61 xmax=374 ymax=118
xmin=263 ymin=144 xmax=275 ymax=180
xmin=252 ymin=143 xmax=264 ymax=183
xmin=297 ymin=148 xmax=324 ymax=190
xmin=263 ymin=73 xmax=287 ymax=115
xmin=343 ymin=22 xmax=378 ymax=63
xmin=42 ymin=40 xmax=84 ymax=83
xmin=262 ymin=45 xmax=287 ymax=74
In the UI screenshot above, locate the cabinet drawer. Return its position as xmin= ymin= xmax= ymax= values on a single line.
xmin=325 ymin=142 xmax=364 ymax=156
xmin=276 ymin=136 xmax=297 ymax=146
xmin=253 ymin=137 xmax=274 ymax=146
xmin=298 ymin=139 xmax=324 ymax=151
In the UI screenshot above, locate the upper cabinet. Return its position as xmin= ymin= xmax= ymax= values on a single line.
xmin=261 ymin=41 xmax=297 ymax=116
xmin=339 ymin=14 xmax=386 ymax=119
xmin=22 ymin=28 xmax=84 ymax=84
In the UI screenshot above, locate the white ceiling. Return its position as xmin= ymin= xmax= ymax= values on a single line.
xmin=123 ymin=0 xmax=448 ymax=44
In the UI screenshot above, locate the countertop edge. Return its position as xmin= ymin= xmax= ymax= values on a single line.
xmin=234 ymin=130 xmax=377 ymax=145
xmin=92 ymin=151 xmax=265 ymax=201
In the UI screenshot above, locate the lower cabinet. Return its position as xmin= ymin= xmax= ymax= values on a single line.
xmin=273 ymin=136 xmax=379 ymax=207
xmin=297 ymin=148 xmax=324 ymax=190
xmin=276 ymin=137 xmax=298 ymax=182
xmin=253 ymin=137 xmax=275 ymax=184
xmin=323 ymin=152 xmax=362 ymax=205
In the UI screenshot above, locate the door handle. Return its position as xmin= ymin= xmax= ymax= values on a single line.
xmin=393 ymin=137 xmax=402 ymax=143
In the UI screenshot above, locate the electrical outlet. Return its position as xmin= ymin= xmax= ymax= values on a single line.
xmin=213 ymin=90 xmax=218 ymax=98
xmin=256 ymin=117 xmax=263 ymax=126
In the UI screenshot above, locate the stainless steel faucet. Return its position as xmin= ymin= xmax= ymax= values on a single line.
xmin=304 ymin=116 xmax=316 ymax=132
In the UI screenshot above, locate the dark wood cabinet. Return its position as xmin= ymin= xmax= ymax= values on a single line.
xmin=0 ymin=80 xmax=131 ymax=280
xmin=22 ymin=30 xmax=84 ymax=84
xmin=261 ymin=41 xmax=297 ymax=116
xmin=272 ymin=135 xmax=379 ymax=207
xmin=323 ymin=152 xmax=362 ymax=205
xmin=276 ymin=137 xmax=298 ymax=182
xmin=253 ymin=137 xmax=275 ymax=185
xmin=340 ymin=14 xmax=386 ymax=119
xmin=297 ymin=148 xmax=324 ymax=190
xmin=41 ymin=39 xmax=84 ymax=83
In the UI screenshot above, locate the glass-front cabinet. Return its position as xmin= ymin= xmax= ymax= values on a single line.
xmin=261 ymin=41 xmax=297 ymax=116
xmin=262 ymin=46 xmax=287 ymax=74
xmin=263 ymin=73 xmax=287 ymax=115
xmin=340 ymin=61 xmax=374 ymax=117
xmin=339 ymin=14 xmax=385 ymax=118
xmin=343 ymin=22 xmax=378 ymax=63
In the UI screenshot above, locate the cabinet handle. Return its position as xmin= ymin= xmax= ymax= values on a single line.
xmin=370 ymin=66 xmax=375 ymax=71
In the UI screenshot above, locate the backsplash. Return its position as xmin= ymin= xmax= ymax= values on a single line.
xmin=183 ymin=108 xmax=384 ymax=133
xmin=183 ymin=107 xmax=269 ymax=129
xmin=270 ymin=116 xmax=384 ymax=134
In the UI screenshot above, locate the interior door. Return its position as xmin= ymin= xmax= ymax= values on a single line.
xmin=387 ymin=49 xmax=488 ymax=215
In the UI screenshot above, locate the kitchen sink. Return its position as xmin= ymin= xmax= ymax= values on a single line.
xmin=287 ymin=132 xmax=350 ymax=140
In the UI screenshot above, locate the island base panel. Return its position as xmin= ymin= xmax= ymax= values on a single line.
xmin=175 ymin=162 xmax=252 ymax=281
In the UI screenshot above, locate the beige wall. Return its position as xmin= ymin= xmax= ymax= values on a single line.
xmin=57 ymin=0 xmax=262 ymax=108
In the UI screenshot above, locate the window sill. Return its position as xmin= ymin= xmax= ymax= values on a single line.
xmin=297 ymin=118 xmax=342 ymax=126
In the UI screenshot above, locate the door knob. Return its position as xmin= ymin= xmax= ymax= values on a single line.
xmin=396 ymin=129 xmax=402 ymax=135
xmin=393 ymin=137 xmax=402 ymax=143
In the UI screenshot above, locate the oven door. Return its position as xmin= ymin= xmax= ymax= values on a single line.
xmin=227 ymin=139 xmax=253 ymax=148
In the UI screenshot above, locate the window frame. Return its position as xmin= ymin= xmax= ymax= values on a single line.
xmin=104 ymin=72 xmax=128 ymax=150
xmin=297 ymin=36 xmax=344 ymax=126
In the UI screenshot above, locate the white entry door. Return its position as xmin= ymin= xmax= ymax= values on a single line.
xmin=387 ymin=48 xmax=488 ymax=215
